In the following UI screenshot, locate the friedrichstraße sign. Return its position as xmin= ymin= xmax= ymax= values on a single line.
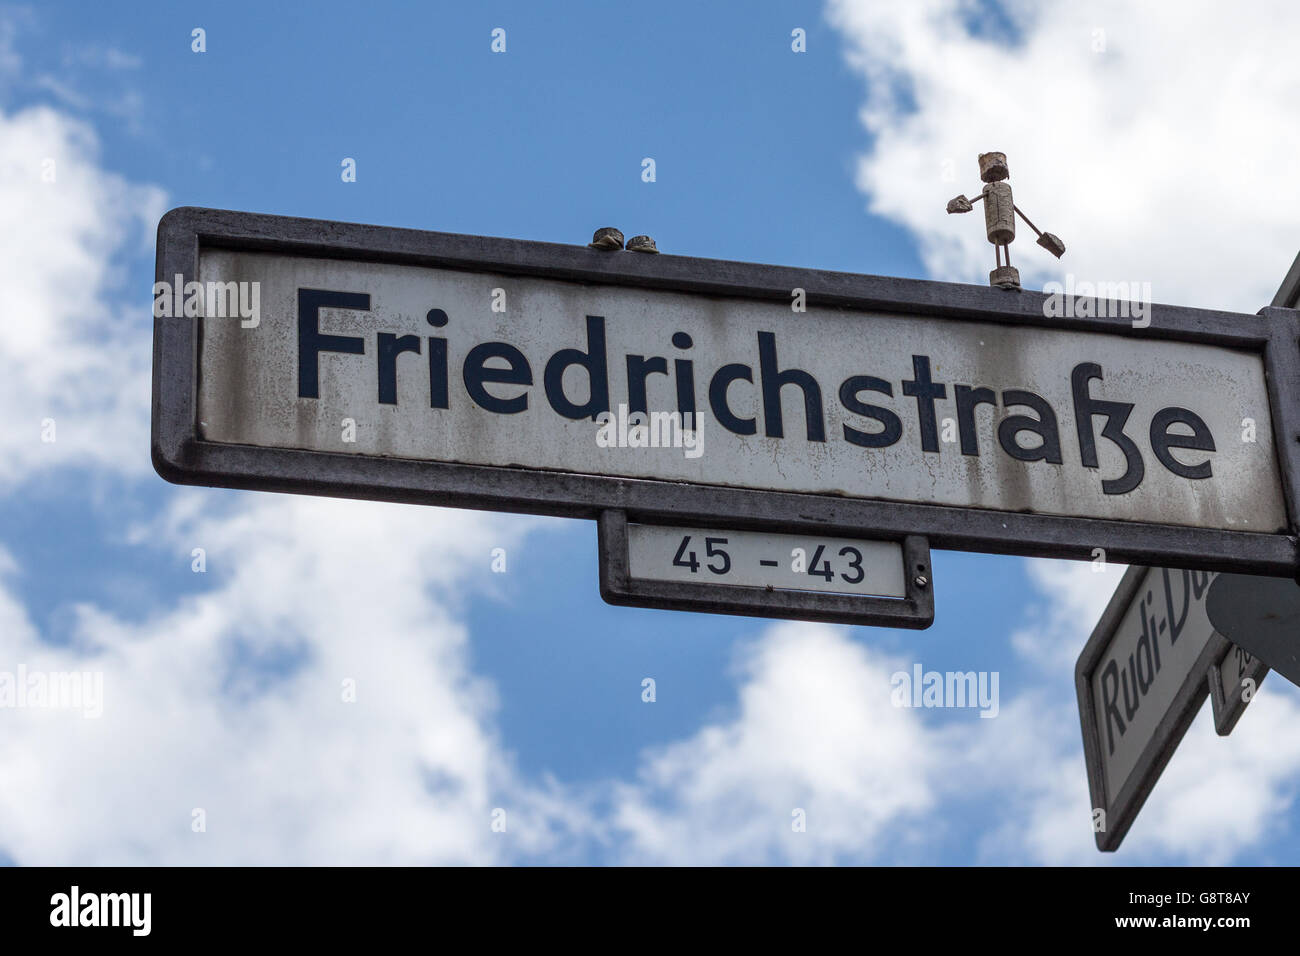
xmin=152 ymin=208 xmax=1300 ymax=574
xmin=1076 ymin=565 xmax=1261 ymax=851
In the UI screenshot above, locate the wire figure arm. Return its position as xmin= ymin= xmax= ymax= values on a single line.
xmin=946 ymin=191 xmax=986 ymax=214
xmin=1014 ymin=204 xmax=1066 ymax=258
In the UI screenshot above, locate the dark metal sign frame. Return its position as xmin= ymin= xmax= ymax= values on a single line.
xmin=154 ymin=207 xmax=1300 ymax=576
xmin=596 ymin=511 xmax=934 ymax=628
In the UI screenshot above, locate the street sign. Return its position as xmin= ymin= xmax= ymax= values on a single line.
xmin=152 ymin=208 xmax=1300 ymax=576
xmin=597 ymin=511 xmax=933 ymax=627
xmin=1208 ymin=638 xmax=1268 ymax=736
xmin=1075 ymin=565 xmax=1255 ymax=851
xmin=1206 ymin=574 xmax=1300 ymax=687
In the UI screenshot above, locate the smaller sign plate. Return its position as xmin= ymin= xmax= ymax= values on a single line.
xmin=1208 ymin=640 xmax=1268 ymax=736
xmin=597 ymin=511 xmax=933 ymax=628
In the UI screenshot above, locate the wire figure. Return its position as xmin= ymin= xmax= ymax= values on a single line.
xmin=946 ymin=151 xmax=1065 ymax=289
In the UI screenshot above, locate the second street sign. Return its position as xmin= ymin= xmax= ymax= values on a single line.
xmin=1076 ymin=565 xmax=1261 ymax=851
xmin=153 ymin=208 xmax=1300 ymax=574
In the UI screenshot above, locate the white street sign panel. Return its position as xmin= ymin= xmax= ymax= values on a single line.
xmin=626 ymin=525 xmax=906 ymax=597
xmin=1076 ymin=565 xmax=1257 ymax=851
xmin=196 ymin=249 xmax=1282 ymax=531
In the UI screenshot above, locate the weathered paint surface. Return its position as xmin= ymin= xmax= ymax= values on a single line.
xmin=197 ymin=249 xmax=1285 ymax=531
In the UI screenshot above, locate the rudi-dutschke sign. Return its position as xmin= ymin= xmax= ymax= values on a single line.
xmin=152 ymin=208 xmax=1300 ymax=573
xmin=1076 ymin=565 xmax=1262 ymax=851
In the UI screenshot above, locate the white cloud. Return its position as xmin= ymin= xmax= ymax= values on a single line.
xmin=611 ymin=623 xmax=944 ymax=864
xmin=827 ymin=0 xmax=1300 ymax=310
xmin=971 ymin=562 xmax=1300 ymax=865
xmin=1124 ymin=686 xmax=1300 ymax=864
xmin=0 ymin=103 xmax=164 ymax=486
xmin=606 ymin=565 xmax=1300 ymax=865
xmin=0 ymin=493 xmax=582 ymax=865
xmin=603 ymin=619 xmax=1092 ymax=866
xmin=0 ymin=55 xmax=584 ymax=866
xmin=1010 ymin=558 xmax=1126 ymax=674
xmin=962 ymin=690 xmax=1099 ymax=865
xmin=972 ymin=676 xmax=1300 ymax=866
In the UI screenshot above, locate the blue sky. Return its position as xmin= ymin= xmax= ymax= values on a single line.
xmin=2 ymin=0 xmax=1299 ymax=866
